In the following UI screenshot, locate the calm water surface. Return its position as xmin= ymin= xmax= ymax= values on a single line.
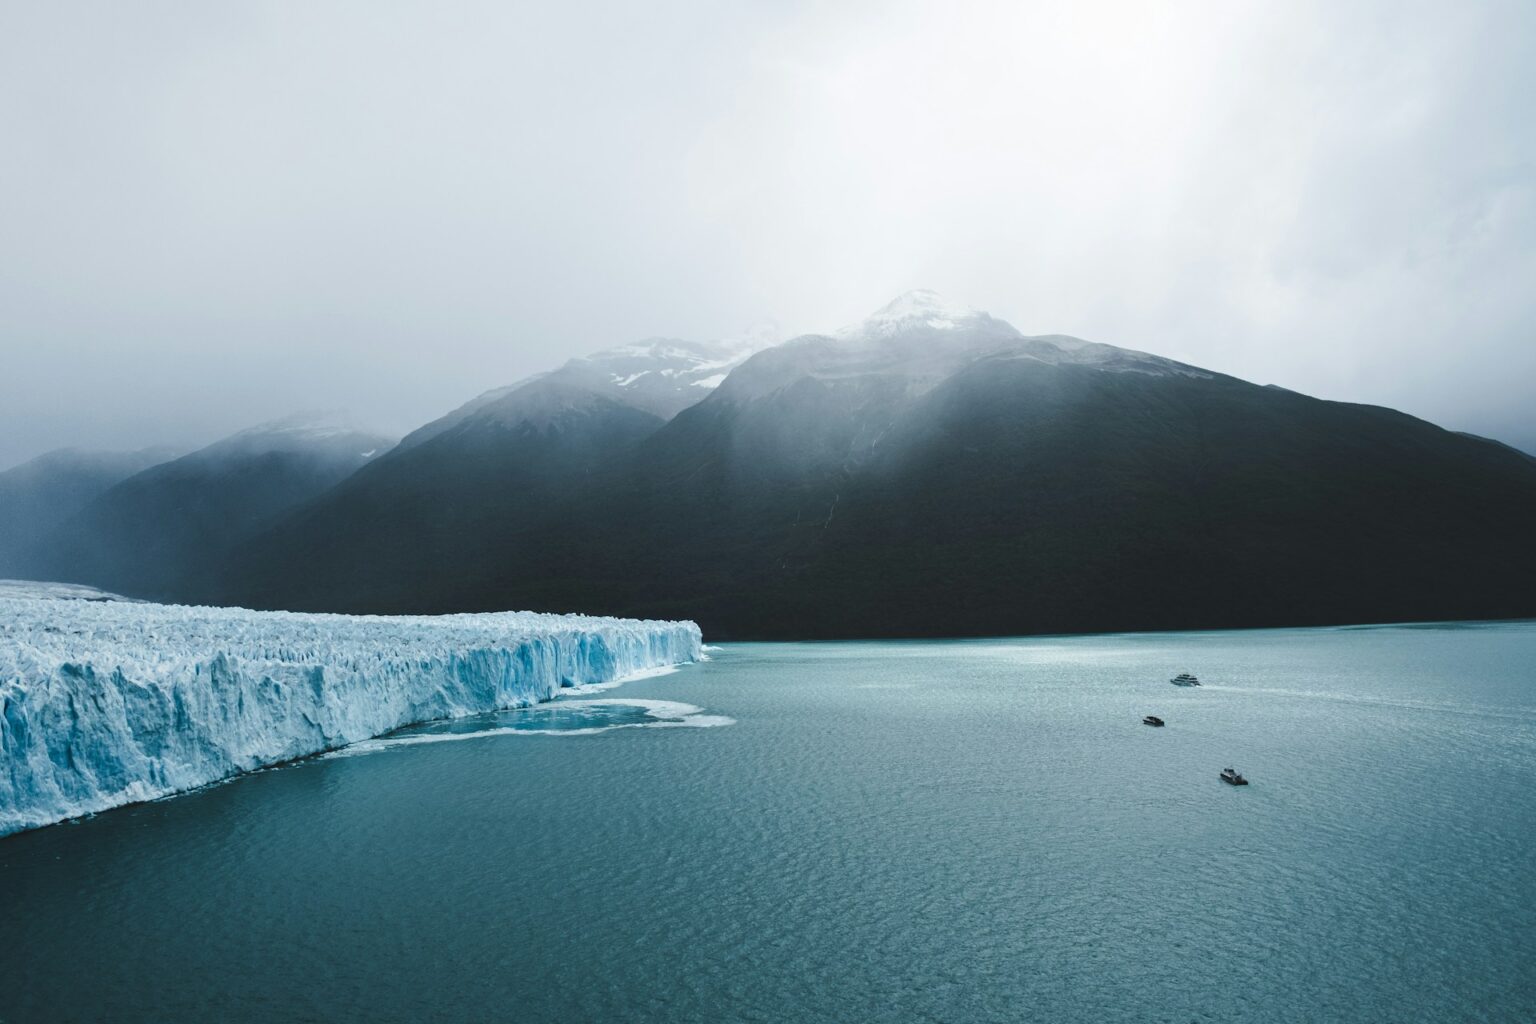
xmin=3 ymin=623 xmax=1535 ymax=1023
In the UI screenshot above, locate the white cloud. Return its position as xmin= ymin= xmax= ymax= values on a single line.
xmin=1 ymin=0 xmax=1533 ymax=465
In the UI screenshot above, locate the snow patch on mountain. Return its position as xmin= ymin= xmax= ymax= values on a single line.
xmin=399 ymin=328 xmax=778 ymax=451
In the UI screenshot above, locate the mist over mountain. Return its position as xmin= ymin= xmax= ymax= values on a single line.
xmin=0 ymin=446 xmax=180 ymax=576
xmin=15 ymin=293 xmax=1533 ymax=638
xmin=208 ymin=337 xmax=768 ymax=609
xmin=23 ymin=413 xmax=394 ymax=601
xmin=203 ymin=293 xmax=1536 ymax=638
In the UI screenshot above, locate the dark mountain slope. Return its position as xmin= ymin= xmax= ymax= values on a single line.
xmin=800 ymin=353 xmax=1536 ymax=637
xmin=28 ymin=415 xmax=393 ymax=601
xmin=223 ymin=384 xmax=665 ymax=612
xmin=221 ymin=293 xmax=1536 ymax=638
xmin=431 ymin=342 xmax=1536 ymax=639
xmin=217 ymin=335 xmax=770 ymax=612
xmin=0 ymin=446 xmax=178 ymax=576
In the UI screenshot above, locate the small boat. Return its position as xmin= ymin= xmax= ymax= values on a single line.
xmin=1142 ymin=715 xmax=1165 ymax=727
xmin=1219 ymin=767 xmax=1249 ymax=786
xmin=1170 ymin=673 xmax=1201 ymax=687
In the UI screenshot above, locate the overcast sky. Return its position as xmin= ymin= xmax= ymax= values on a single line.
xmin=3 ymin=0 xmax=1533 ymax=468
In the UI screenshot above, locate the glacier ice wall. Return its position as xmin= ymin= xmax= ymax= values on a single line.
xmin=0 ymin=589 xmax=701 ymax=837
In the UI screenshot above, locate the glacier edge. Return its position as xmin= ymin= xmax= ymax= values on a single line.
xmin=0 ymin=592 xmax=702 ymax=837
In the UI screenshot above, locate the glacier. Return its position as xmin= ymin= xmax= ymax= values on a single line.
xmin=0 ymin=585 xmax=701 ymax=837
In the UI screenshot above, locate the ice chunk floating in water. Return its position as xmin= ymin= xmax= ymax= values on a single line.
xmin=0 ymin=588 xmax=702 ymax=837
xmin=333 ymin=697 xmax=735 ymax=755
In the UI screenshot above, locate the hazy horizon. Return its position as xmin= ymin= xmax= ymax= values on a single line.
xmin=4 ymin=0 xmax=1534 ymax=469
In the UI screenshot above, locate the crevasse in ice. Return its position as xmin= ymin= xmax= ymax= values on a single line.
xmin=0 ymin=587 xmax=701 ymax=837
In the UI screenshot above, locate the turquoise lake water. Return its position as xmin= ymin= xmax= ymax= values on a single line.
xmin=3 ymin=622 xmax=1535 ymax=1022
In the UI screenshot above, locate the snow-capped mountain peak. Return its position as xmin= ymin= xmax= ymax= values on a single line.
xmin=582 ymin=328 xmax=777 ymax=381
xmin=399 ymin=329 xmax=779 ymax=450
xmin=565 ymin=335 xmax=770 ymax=417
xmin=839 ymin=290 xmax=992 ymax=340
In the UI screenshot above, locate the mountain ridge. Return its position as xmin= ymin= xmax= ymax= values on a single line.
xmin=0 ymin=446 xmax=182 ymax=577
xmin=206 ymin=294 xmax=1536 ymax=638
xmin=22 ymin=415 xmax=395 ymax=601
